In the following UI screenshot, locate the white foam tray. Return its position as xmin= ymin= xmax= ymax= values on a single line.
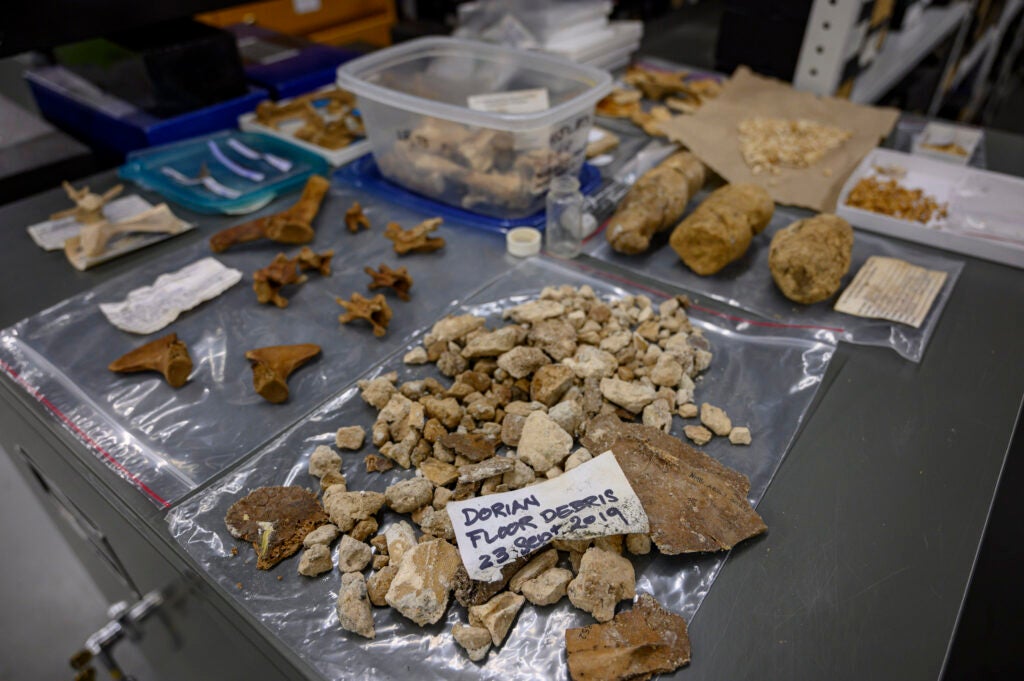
xmin=238 ymin=106 xmax=370 ymax=168
xmin=837 ymin=148 xmax=1024 ymax=269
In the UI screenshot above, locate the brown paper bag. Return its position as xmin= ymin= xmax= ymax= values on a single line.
xmin=659 ymin=66 xmax=900 ymax=212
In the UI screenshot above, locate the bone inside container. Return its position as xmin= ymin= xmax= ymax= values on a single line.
xmin=337 ymin=36 xmax=612 ymax=218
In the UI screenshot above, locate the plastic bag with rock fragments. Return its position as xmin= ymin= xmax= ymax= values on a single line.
xmin=168 ymin=256 xmax=832 ymax=681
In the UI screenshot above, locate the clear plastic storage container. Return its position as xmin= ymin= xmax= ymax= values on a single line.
xmin=337 ymin=36 xmax=612 ymax=218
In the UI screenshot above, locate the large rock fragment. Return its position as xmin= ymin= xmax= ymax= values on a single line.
xmin=582 ymin=415 xmax=766 ymax=554
xmin=225 ymin=486 xmax=330 ymax=570
xmin=599 ymin=378 xmax=656 ymax=414
xmin=567 ymin=547 xmax=636 ymax=622
xmin=565 ymin=593 xmax=691 ymax=681
xmin=337 ymin=572 xmax=375 ymax=639
xmin=516 ymin=410 xmax=572 ymax=473
xmin=321 ymin=489 xmax=385 ymax=532
xmin=385 ymin=539 xmax=462 ymax=625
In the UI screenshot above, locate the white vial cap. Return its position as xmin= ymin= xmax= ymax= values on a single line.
xmin=506 ymin=227 xmax=542 ymax=257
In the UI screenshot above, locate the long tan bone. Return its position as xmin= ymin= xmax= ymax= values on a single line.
xmin=51 ymin=181 xmax=123 ymax=224
xmin=336 ymin=292 xmax=393 ymax=337
xmin=209 ymin=175 xmax=330 ymax=252
xmin=108 ymin=333 xmax=193 ymax=388
xmin=245 ymin=344 xmax=321 ymax=404
xmin=68 ymin=203 xmax=187 ymax=259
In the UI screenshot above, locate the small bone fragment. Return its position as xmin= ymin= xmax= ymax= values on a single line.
xmin=252 ymin=253 xmax=308 ymax=308
xmin=567 ymin=547 xmax=636 ymax=622
xmin=298 ymin=544 xmax=333 ymax=576
xmin=345 ymin=201 xmax=370 ymax=233
xmin=565 ymin=593 xmax=691 ymax=681
xmin=209 ymin=175 xmax=329 ymax=252
xmin=729 ymin=426 xmax=752 ymax=445
xmin=108 ymin=333 xmax=192 ymax=387
xmin=337 ymin=572 xmax=375 ymax=639
xmin=468 ymin=591 xmax=525 ymax=646
xmin=452 ymin=623 xmax=492 ymax=662
xmin=365 ymin=263 xmax=413 ymax=301
xmin=245 ymin=344 xmax=321 ymax=404
xmin=296 ymin=246 xmax=333 ymax=275
xmin=51 ymin=181 xmax=122 ymax=224
xmin=384 ymin=218 xmax=446 ymax=255
xmin=337 ymin=292 xmax=393 ymax=337
xmin=335 ymin=426 xmax=366 ymax=450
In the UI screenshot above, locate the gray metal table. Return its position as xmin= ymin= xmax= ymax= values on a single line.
xmin=1 ymin=130 xmax=1022 ymax=680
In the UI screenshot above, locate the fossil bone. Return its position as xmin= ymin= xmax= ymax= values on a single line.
xmin=51 ymin=181 xmax=123 ymax=224
xmin=108 ymin=333 xmax=192 ymax=387
xmin=245 ymin=344 xmax=321 ymax=403
xmin=337 ymin=293 xmax=393 ymax=337
xmin=384 ymin=218 xmax=445 ymax=255
xmin=252 ymin=248 xmax=333 ymax=307
xmin=209 ymin=175 xmax=330 ymax=252
xmin=365 ymin=264 xmax=413 ymax=300
xmin=345 ymin=202 xmax=371 ymax=233
xmin=64 ymin=203 xmax=190 ymax=266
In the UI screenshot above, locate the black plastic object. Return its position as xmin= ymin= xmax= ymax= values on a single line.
xmin=715 ymin=3 xmax=812 ymax=82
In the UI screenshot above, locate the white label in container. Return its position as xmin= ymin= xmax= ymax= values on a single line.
xmin=447 ymin=453 xmax=648 ymax=582
xmin=467 ymin=88 xmax=550 ymax=114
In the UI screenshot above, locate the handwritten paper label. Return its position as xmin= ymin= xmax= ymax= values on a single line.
xmin=447 ymin=453 xmax=648 ymax=582
xmin=467 ymin=88 xmax=550 ymax=114
xmin=834 ymin=256 xmax=948 ymax=328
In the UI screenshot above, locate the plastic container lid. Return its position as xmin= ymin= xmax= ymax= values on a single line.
xmin=336 ymin=36 xmax=612 ymax=132
xmin=506 ymin=227 xmax=542 ymax=256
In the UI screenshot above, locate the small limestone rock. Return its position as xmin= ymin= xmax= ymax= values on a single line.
xmin=600 ymin=378 xmax=656 ymax=414
xmin=564 ymin=448 xmax=593 ymax=472
xmin=500 ymin=413 xmax=525 ymax=447
xmin=528 ymin=319 xmax=577 ymax=361
xmin=462 ymin=326 xmax=528 ymax=358
xmin=678 ymin=402 xmax=698 ymax=418
xmin=403 ymin=346 xmax=428 ymax=365
xmin=337 ymin=535 xmax=372 ymax=573
xmin=521 ymin=568 xmax=573 ymax=606
xmin=497 ymin=346 xmax=550 ymax=379
xmin=372 ymin=554 xmax=389 ymax=570
xmin=420 ymin=457 xmax=460 ymax=487
xmin=509 ymin=549 xmax=559 ymax=592
xmin=502 ymin=459 xmax=537 ymax=489
xmin=358 ymin=373 xmax=398 ymax=409
xmin=430 ymin=314 xmax=486 ymax=343
xmin=349 ymin=518 xmax=378 ymax=542
xmin=385 ymin=477 xmax=434 ymax=513
xmin=298 ymin=544 xmax=333 ymax=576
xmin=530 ymin=364 xmax=575 ymax=407
xmin=420 ymin=395 xmax=463 ymax=430
xmin=337 ymin=572 xmax=375 ymax=639
xmin=303 ymin=523 xmax=339 ymax=548
xmin=545 ymin=466 xmax=564 ymax=479
xmin=700 ymin=403 xmax=732 ymax=436
xmin=567 ymin=547 xmax=636 ymax=622
xmin=650 ymin=355 xmax=683 ymax=388
xmin=459 ymin=457 xmax=516 ymax=483
xmin=516 ymin=411 xmax=572 ymax=473
xmin=564 ymin=345 xmax=618 ymax=380
xmin=385 ymin=539 xmax=462 ymax=626
xmin=642 ymin=399 xmax=673 ymax=434
xmin=320 ymin=470 xmax=347 ymax=492
xmin=322 ymin=489 xmax=385 ymax=532
xmin=468 ymin=591 xmax=526 ymax=646
xmin=683 ymin=424 xmax=713 ymax=446
xmin=676 ymin=374 xmax=696 ymax=405
xmin=335 ymin=426 xmax=366 ymax=451
xmin=547 ymin=400 xmax=583 ymax=437
xmin=433 ymin=486 xmax=454 ymax=509
xmin=452 ymin=623 xmax=492 ymax=662
xmin=625 ymin=533 xmax=652 ymax=555
xmin=384 ymin=521 xmax=417 ymax=566
xmin=729 ymin=426 xmax=752 ymax=445
xmin=504 ymin=299 xmax=564 ymax=324
xmin=367 ymin=565 xmax=398 ymax=606
xmin=308 ymin=445 xmax=341 ymax=478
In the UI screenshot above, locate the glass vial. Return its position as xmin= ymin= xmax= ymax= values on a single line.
xmin=545 ymin=175 xmax=583 ymax=258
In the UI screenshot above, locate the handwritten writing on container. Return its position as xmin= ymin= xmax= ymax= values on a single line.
xmin=447 ymin=452 xmax=649 ymax=582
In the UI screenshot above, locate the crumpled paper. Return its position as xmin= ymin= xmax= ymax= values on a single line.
xmin=660 ymin=67 xmax=900 ymax=212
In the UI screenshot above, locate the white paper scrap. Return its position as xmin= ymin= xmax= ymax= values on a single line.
xmin=447 ymin=452 xmax=649 ymax=582
xmin=99 ymin=257 xmax=242 ymax=334
xmin=28 ymin=195 xmax=154 ymax=251
xmin=467 ymin=88 xmax=550 ymax=114
xmin=834 ymin=256 xmax=948 ymax=329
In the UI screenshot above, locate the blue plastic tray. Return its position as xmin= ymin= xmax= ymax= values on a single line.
xmin=334 ymin=155 xmax=602 ymax=233
xmin=119 ymin=130 xmax=330 ymax=214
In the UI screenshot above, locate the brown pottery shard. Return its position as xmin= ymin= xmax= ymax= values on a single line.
xmin=365 ymin=263 xmax=413 ymax=300
xmin=581 ymin=415 xmax=766 ymax=554
xmin=209 ymin=175 xmax=330 ymax=252
xmin=337 ymin=292 xmax=393 ymax=337
xmin=384 ymin=218 xmax=446 ymax=255
xmin=108 ymin=333 xmax=192 ymax=388
xmin=565 ymin=593 xmax=691 ymax=681
xmin=245 ymin=344 xmax=321 ymax=403
xmin=224 ymin=486 xmax=329 ymax=570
